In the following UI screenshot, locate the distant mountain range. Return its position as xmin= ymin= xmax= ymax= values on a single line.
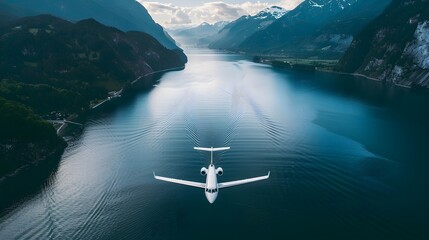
xmin=208 ymin=6 xmax=288 ymax=50
xmin=208 ymin=0 xmax=390 ymax=58
xmin=0 ymin=0 xmax=180 ymax=50
xmin=169 ymin=21 xmax=229 ymax=47
xmin=337 ymin=0 xmax=429 ymax=88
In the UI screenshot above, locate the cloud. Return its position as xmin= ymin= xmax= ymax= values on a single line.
xmin=143 ymin=2 xmax=176 ymax=14
xmin=188 ymin=2 xmax=248 ymax=23
xmin=170 ymin=9 xmax=192 ymax=25
xmin=240 ymin=1 xmax=272 ymax=14
xmin=277 ymin=0 xmax=305 ymax=10
xmin=139 ymin=1 xmax=304 ymax=28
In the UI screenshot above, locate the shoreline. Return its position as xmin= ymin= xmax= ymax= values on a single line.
xmin=204 ymin=48 xmax=422 ymax=90
xmin=217 ymin=49 xmax=418 ymax=90
xmin=92 ymin=66 xmax=185 ymax=110
xmin=254 ymin=56 xmax=414 ymax=89
xmin=316 ymin=68 xmax=413 ymax=89
xmin=131 ymin=66 xmax=185 ymax=85
xmin=0 ymin=142 xmax=65 ymax=184
xmin=0 ymin=65 xmax=185 ymax=186
xmin=52 ymin=66 xmax=186 ymax=136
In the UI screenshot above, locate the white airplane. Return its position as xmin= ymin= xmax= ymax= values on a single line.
xmin=153 ymin=147 xmax=270 ymax=204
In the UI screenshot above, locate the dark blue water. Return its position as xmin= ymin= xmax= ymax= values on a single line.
xmin=1 ymin=49 xmax=429 ymax=239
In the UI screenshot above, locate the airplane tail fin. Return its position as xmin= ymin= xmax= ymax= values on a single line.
xmin=194 ymin=147 xmax=230 ymax=164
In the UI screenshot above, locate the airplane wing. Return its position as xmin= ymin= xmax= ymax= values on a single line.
xmin=153 ymin=172 xmax=206 ymax=189
xmin=218 ymin=172 xmax=270 ymax=189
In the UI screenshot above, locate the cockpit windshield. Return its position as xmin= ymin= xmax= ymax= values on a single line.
xmin=206 ymin=188 xmax=217 ymax=193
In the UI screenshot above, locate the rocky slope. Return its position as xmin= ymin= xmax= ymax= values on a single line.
xmin=236 ymin=0 xmax=390 ymax=58
xmin=0 ymin=0 xmax=180 ymax=50
xmin=337 ymin=0 xmax=429 ymax=88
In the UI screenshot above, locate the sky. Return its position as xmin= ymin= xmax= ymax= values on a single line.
xmin=137 ymin=0 xmax=304 ymax=29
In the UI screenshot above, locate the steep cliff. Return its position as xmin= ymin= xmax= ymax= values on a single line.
xmin=337 ymin=0 xmax=429 ymax=88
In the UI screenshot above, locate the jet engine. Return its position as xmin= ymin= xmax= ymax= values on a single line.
xmin=216 ymin=167 xmax=223 ymax=176
xmin=200 ymin=167 xmax=208 ymax=176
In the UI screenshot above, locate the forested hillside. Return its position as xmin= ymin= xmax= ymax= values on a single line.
xmin=0 ymin=15 xmax=186 ymax=115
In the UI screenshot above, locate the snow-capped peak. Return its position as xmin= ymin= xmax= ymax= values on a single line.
xmin=254 ymin=6 xmax=288 ymax=20
xmin=308 ymin=0 xmax=357 ymax=11
xmin=309 ymin=0 xmax=324 ymax=8
xmin=213 ymin=21 xmax=229 ymax=30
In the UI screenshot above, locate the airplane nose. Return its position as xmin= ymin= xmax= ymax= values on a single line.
xmin=206 ymin=193 xmax=217 ymax=204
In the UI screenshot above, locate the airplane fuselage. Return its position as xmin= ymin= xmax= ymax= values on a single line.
xmin=204 ymin=164 xmax=218 ymax=203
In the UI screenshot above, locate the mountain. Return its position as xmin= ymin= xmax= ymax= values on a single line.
xmin=337 ymin=0 xmax=429 ymax=88
xmin=175 ymin=22 xmax=228 ymax=37
xmin=253 ymin=5 xmax=289 ymax=20
xmin=0 ymin=14 xmax=186 ymax=114
xmin=0 ymin=14 xmax=187 ymax=178
xmin=235 ymin=0 xmax=390 ymax=58
xmin=0 ymin=0 xmax=180 ymax=50
xmin=208 ymin=6 xmax=288 ymax=49
xmin=169 ymin=21 xmax=229 ymax=47
xmin=213 ymin=21 xmax=230 ymax=31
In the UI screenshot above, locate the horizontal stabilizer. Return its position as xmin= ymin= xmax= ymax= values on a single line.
xmin=194 ymin=147 xmax=230 ymax=152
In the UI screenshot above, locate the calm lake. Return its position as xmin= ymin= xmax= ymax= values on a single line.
xmin=1 ymin=49 xmax=429 ymax=239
